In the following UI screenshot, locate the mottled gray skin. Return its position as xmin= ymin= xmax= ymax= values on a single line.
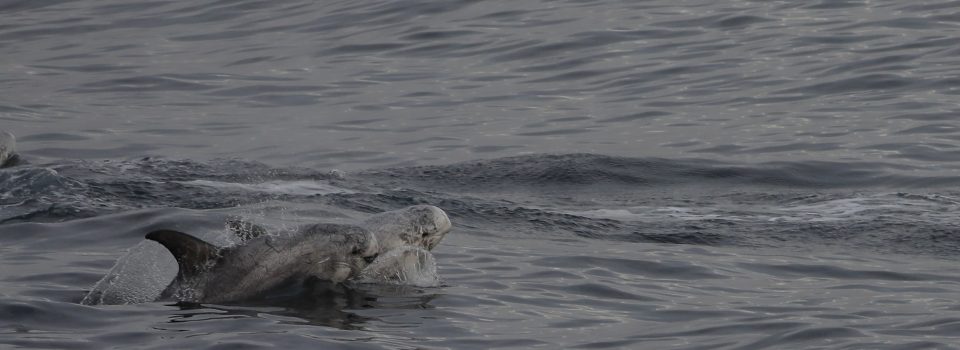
xmin=361 ymin=205 xmax=451 ymax=253
xmin=152 ymin=223 xmax=378 ymax=304
xmin=0 ymin=130 xmax=18 ymax=168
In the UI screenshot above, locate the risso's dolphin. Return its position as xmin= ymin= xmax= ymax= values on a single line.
xmin=222 ymin=205 xmax=453 ymax=287
xmin=0 ymin=130 xmax=18 ymax=168
xmin=80 ymin=205 xmax=453 ymax=305
xmin=147 ymin=223 xmax=379 ymax=304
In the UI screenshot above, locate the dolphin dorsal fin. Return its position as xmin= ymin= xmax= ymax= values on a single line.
xmin=225 ymin=217 xmax=267 ymax=242
xmin=146 ymin=230 xmax=220 ymax=277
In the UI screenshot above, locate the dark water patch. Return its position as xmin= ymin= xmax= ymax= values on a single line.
xmin=88 ymin=1 xmax=171 ymax=15
xmin=692 ymin=144 xmax=749 ymax=154
xmin=896 ymin=124 xmax=960 ymax=135
xmin=135 ymin=128 xmax=199 ymax=136
xmin=792 ymin=34 xmax=892 ymax=46
xmin=28 ymin=64 xmax=143 ymax=73
xmin=18 ymin=133 xmax=90 ymax=142
xmin=825 ymin=284 xmax=956 ymax=293
xmin=205 ymin=84 xmax=328 ymax=96
xmin=740 ymin=306 xmax=837 ymax=314
xmin=714 ymin=15 xmax=776 ymax=30
xmin=527 ymin=116 xmax=592 ymax=125
xmin=557 ymin=283 xmax=661 ymax=302
xmin=28 ymin=144 xmax=159 ymax=158
xmin=795 ymin=130 xmax=863 ymax=138
xmin=662 ymin=141 xmax=702 ymax=148
xmin=742 ymin=142 xmax=844 ymax=154
xmin=737 ymin=263 xmax=959 ymax=282
xmin=170 ymin=30 xmax=265 ymax=42
xmin=740 ymin=327 xmax=867 ymax=349
xmin=651 ymin=13 xmax=774 ymax=30
xmin=70 ymin=76 xmax=219 ymax=93
xmin=245 ymin=94 xmax=320 ymax=107
xmin=531 ymin=256 xmax=724 ymax=280
xmin=0 ymin=104 xmax=37 ymax=114
xmin=400 ymin=29 xmax=480 ymax=41
xmin=840 ymin=17 xmax=960 ymax=30
xmin=523 ymin=68 xmax=625 ymax=84
xmin=515 ymin=129 xmax=593 ymax=136
xmin=858 ymin=37 xmax=960 ymax=53
xmin=0 ymin=24 xmax=112 ymax=42
xmin=224 ymin=56 xmax=275 ymax=66
xmin=813 ymin=54 xmax=918 ymax=76
xmin=899 ymin=1 xmax=960 ymax=12
xmin=471 ymin=145 xmax=522 ymax=153
xmin=322 ymin=43 xmax=408 ymax=55
xmin=640 ymin=309 xmax=754 ymax=323
xmin=633 ymin=321 xmax=808 ymax=339
xmin=803 ymin=0 xmax=868 ymax=9
xmin=0 ymin=0 xmax=75 ymax=13
xmin=488 ymin=29 xmax=697 ymax=62
xmin=775 ymin=74 xmax=915 ymax=96
xmin=0 ymin=300 xmax=121 ymax=331
xmin=597 ymin=111 xmax=670 ymax=123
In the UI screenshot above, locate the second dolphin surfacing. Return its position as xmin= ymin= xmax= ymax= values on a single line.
xmin=147 ymin=223 xmax=379 ymax=304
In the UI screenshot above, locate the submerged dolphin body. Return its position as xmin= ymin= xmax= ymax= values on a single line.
xmin=0 ymin=130 xmax=18 ymax=168
xmin=147 ymin=223 xmax=379 ymax=304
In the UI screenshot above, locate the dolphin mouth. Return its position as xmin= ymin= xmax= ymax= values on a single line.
xmin=422 ymin=206 xmax=452 ymax=251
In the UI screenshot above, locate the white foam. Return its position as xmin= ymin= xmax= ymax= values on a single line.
xmin=355 ymin=246 xmax=440 ymax=287
xmin=177 ymin=179 xmax=353 ymax=196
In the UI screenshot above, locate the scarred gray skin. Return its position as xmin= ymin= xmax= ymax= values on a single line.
xmin=0 ymin=130 xmax=18 ymax=168
xmin=360 ymin=205 xmax=452 ymax=254
xmin=152 ymin=223 xmax=379 ymax=304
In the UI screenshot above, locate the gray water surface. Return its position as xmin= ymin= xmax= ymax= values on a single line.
xmin=4 ymin=0 xmax=960 ymax=349
xmin=4 ymin=0 xmax=960 ymax=170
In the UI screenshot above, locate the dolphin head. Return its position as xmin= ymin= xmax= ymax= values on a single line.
xmin=415 ymin=205 xmax=451 ymax=251
xmin=299 ymin=223 xmax=379 ymax=283
xmin=363 ymin=205 xmax=452 ymax=253
xmin=0 ymin=130 xmax=18 ymax=168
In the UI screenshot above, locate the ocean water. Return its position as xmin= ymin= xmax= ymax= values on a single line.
xmin=3 ymin=0 xmax=960 ymax=349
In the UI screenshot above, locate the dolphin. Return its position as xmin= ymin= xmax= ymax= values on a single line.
xmin=0 ymin=130 xmax=18 ymax=168
xmin=81 ymin=205 xmax=453 ymax=305
xmin=147 ymin=223 xmax=379 ymax=304
xmin=224 ymin=205 xmax=453 ymax=287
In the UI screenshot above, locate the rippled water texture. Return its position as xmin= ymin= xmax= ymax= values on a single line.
xmin=4 ymin=0 xmax=960 ymax=349
xmin=2 ymin=0 xmax=960 ymax=169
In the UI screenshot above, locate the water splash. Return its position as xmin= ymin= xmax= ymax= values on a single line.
xmin=355 ymin=246 xmax=440 ymax=287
